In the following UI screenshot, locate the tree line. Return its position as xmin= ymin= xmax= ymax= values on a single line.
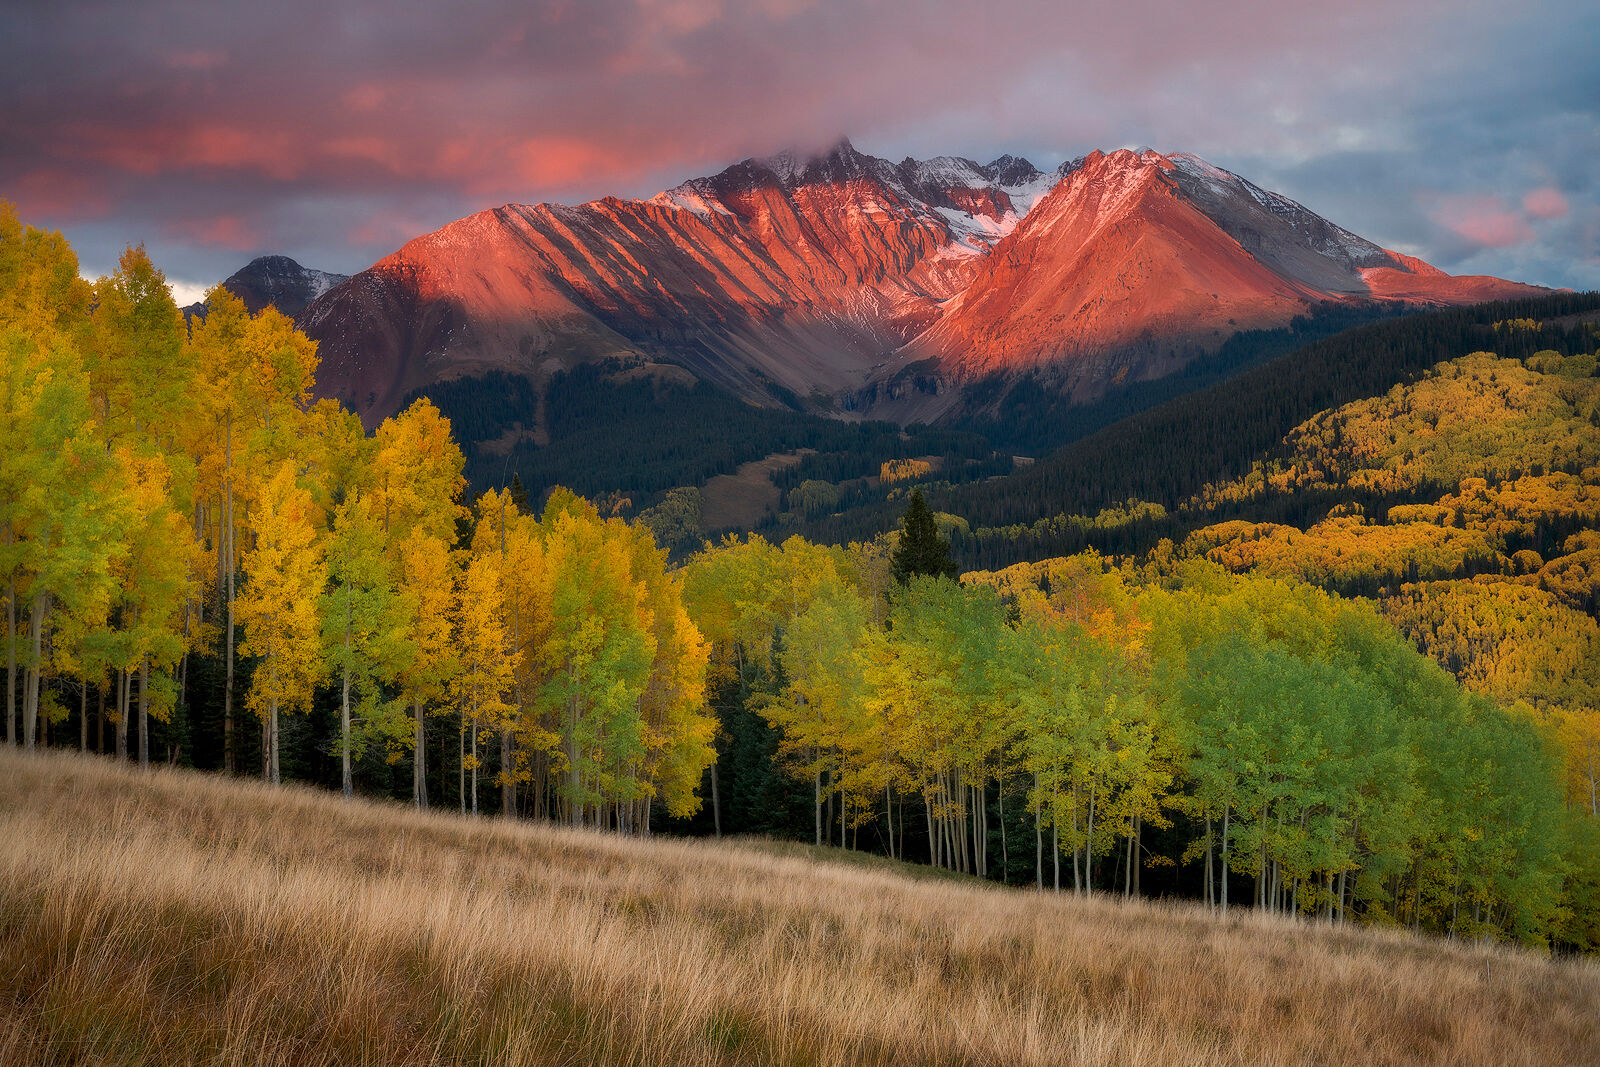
xmin=679 ymin=515 xmax=1594 ymax=948
xmin=1 ymin=205 xmax=714 ymax=826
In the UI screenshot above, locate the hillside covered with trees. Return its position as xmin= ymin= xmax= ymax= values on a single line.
xmin=4 ymin=204 xmax=1597 ymax=955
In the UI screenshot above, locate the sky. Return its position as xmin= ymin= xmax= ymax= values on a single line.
xmin=3 ymin=0 xmax=1596 ymax=302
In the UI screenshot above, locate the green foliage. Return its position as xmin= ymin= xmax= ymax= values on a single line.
xmin=637 ymin=486 xmax=702 ymax=556
xmin=404 ymin=364 xmax=1003 ymax=508
xmin=890 ymin=489 xmax=957 ymax=584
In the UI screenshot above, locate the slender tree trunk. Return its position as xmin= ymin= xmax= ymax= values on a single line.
xmin=997 ymin=774 xmax=1007 ymax=881
xmin=1052 ymin=820 xmax=1060 ymax=892
xmin=1034 ymin=771 xmax=1043 ymax=890
xmin=98 ymin=683 xmax=106 ymax=753
xmin=711 ymin=762 xmax=722 ymax=838
xmin=470 ymin=718 xmax=478 ymax=816
xmin=115 ymin=669 xmax=129 ymax=760
xmin=5 ymin=572 xmax=15 ymax=746
xmin=79 ymin=682 xmax=87 ymax=750
xmin=223 ymin=454 xmax=236 ymax=775
xmin=270 ymin=697 xmax=280 ymax=785
xmin=1205 ymin=814 xmax=1215 ymax=909
xmin=500 ymin=729 xmax=514 ymax=817
xmin=839 ymin=763 xmax=846 ymax=850
xmin=814 ymin=767 xmax=822 ymax=847
xmin=1221 ymin=803 xmax=1231 ymax=915
xmin=413 ymin=698 xmax=427 ymax=809
xmin=1126 ymin=825 xmax=1139 ymax=895
xmin=458 ymin=715 xmax=465 ymax=815
xmin=23 ymin=593 xmax=48 ymax=750
xmin=340 ymin=667 xmax=352 ymax=799
xmin=341 ymin=591 xmax=352 ymax=798
xmin=885 ymin=784 xmax=894 ymax=860
xmin=825 ymin=773 xmax=834 ymax=847
xmin=137 ymin=656 xmax=149 ymax=768
xmin=1084 ymin=791 xmax=1097 ymax=894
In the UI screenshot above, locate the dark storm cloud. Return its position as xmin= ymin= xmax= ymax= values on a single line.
xmin=2 ymin=0 xmax=1594 ymax=296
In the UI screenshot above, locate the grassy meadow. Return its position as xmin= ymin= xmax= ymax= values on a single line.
xmin=2 ymin=747 xmax=1596 ymax=1066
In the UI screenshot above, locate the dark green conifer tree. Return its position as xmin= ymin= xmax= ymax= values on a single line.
xmin=891 ymin=487 xmax=959 ymax=584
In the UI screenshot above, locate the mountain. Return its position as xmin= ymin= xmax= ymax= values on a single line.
xmin=183 ymin=255 xmax=348 ymax=320
xmin=295 ymin=141 xmax=1545 ymax=427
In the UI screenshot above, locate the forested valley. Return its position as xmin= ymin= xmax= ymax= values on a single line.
xmin=4 ymin=204 xmax=1598 ymax=954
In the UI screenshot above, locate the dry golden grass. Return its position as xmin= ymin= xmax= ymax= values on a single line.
xmin=2 ymin=749 xmax=1596 ymax=1066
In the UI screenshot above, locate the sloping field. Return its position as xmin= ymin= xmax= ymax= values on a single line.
xmin=700 ymin=450 xmax=809 ymax=532
xmin=1 ymin=749 xmax=1595 ymax=1066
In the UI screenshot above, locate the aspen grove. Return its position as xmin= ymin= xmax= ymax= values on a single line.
xmin=4 ymin=207 xmax=1597 ymax=951
xmin=0 ymin=206 xmax=715 ymax=830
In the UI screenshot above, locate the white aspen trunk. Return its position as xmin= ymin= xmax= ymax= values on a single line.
xmin=1221 ymin=803 xmax=1231 ymax=915
xmin=270 ymin=696 xmax=280 ymax=785
xmin=501 ymin=729 xmax=514 ymax=817
xmin=814 ymin=766 xmax=822 ymax=847
xmin=1034 ymin=770 xmax=1043 ymax=890
xmin=340 ymin=667 xmax=351 ymax=799
xmin=997 ymin=772 xmax=1007 ymax=880
xmin=1124 ymin=819 xmax=1134 ymax=900
xmin=1052 ymin=820 xmax=1060 ymax=892
xmin=1083 ymin=790 xmax=1097 ymax=894
xmin=470 ymin=717 xmax=478 ymax=816
xmin=1205 ymin=813 xmax=1215 ymax=909
xmin=22 ymin=593 xmax=48 ymax=750
xmin=839 ymin=760 xmax=846 ymax=850
xmin=1588 ymin=739 xmax=1597 ymax=817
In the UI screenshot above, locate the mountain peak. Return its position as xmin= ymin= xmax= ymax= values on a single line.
xmin=300 ymin=140 xmax=1547 ymax=427
xmin=184 ymin=254 xmax=348 ymax=321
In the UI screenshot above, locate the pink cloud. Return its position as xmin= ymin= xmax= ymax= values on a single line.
xmin=163 ymin=214 xmax=261 ymax=250
xmin=1522 ymin=186 xmax=1568 ymax=220
xmin=167 ymin=50 xmax=228 ymax=71
xmin=1427 ymin=193 xmax=1533 ymax=248
xmin=2 ymin=168 xmax=113 ymax=219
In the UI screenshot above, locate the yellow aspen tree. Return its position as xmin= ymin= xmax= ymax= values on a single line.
xmin=394 ymin=528 xmax=457 ymax=809
xmin=470 ymin=488 xmax=556 ymax=818
xmin=455 ymin=552 xmax=514 ymax=816
xmin=320 ymin=492 xmax=408 ymax=798
xmin=625 ymin=520 xmax=713 ymax=828
xmin=0 ymin=204 xmax=96 ymax=747
xmin=535 ymin=493 xmax=654 ymax=828
xmin=372 ymin=398 xmax=466 ymax=542
xmin=236 ymin=461 xmax=326 ymax=784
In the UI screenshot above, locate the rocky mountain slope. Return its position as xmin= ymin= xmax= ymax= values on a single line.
xmin=292 ymin=142 xmax=1545 ymax=427
xmin=184 ymin=255 xmax=348 ymax=320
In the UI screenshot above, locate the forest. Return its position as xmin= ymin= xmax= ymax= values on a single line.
xmin=786 ymin=291 xmax=1600 ymax=556
xmin=4 ymin=204 xmax=1597 ymax=952
xmin=410 ymin=362 xmax=1005 ymax=513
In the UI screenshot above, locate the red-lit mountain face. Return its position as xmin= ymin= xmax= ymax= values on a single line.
xmin=297 ymin=143 xmax=1545 ymax=427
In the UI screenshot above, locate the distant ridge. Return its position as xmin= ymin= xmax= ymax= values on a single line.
xmin=183 ymin=255 xmax=348 ymax=321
